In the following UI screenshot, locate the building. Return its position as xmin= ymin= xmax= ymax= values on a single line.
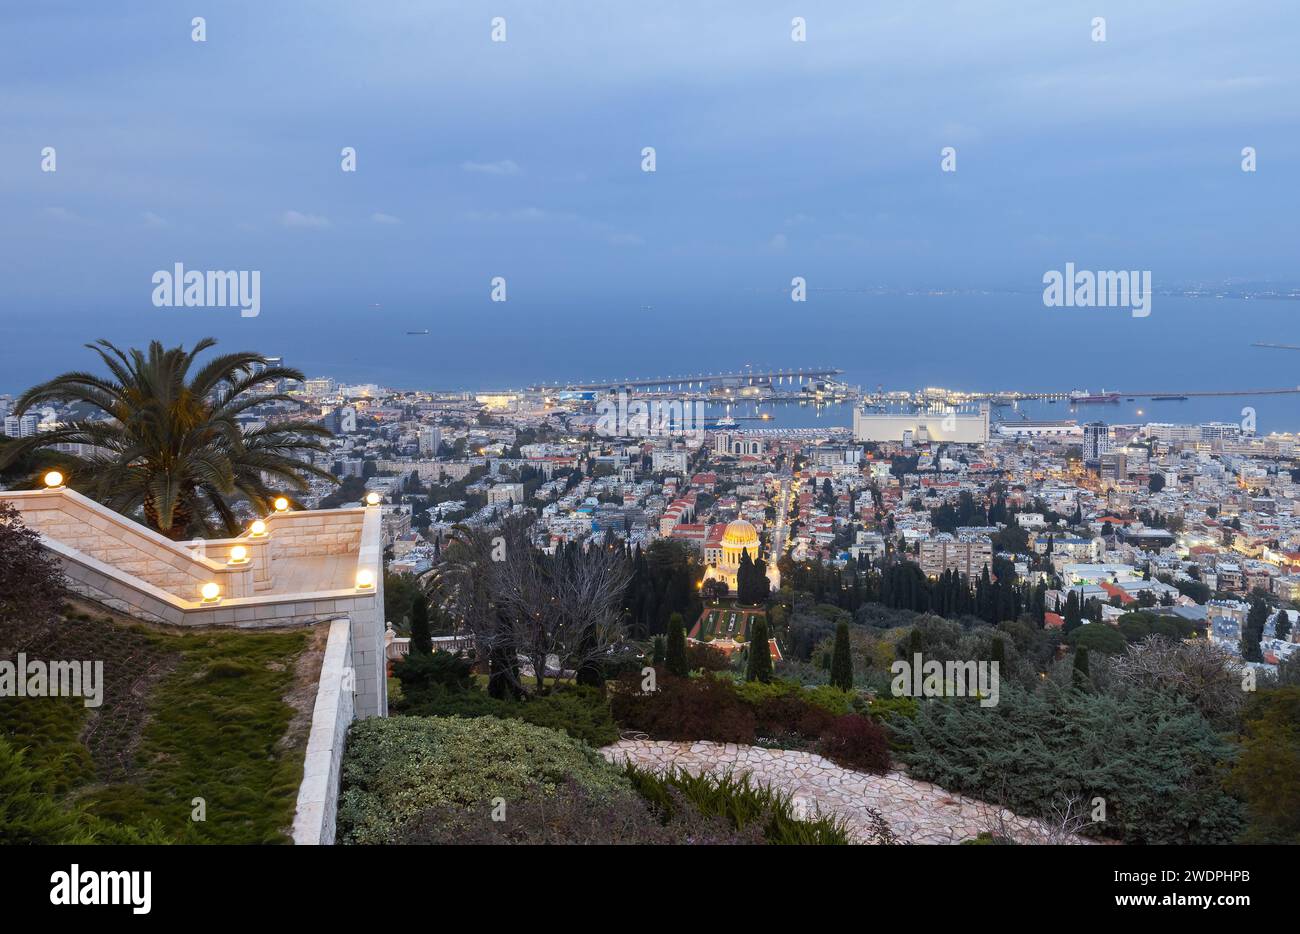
xmin=919 ymin=533 xmax=993 ymax=579
xmin=1083 ymin=422 xmax=1111 ymax=462
xmin=487 ymin=483 xmax=526 ymax=506
xmin=3 ymin=413 xmax=39 ymax=437
xmin=714 ymin=433 xmax=765 ymax=457
xmin=995 ymin=420 xmax=1082 ymax=440
xmin=853 ymin=404 xmax=989 ymax=444
xmin=418 ymin=425 xmax=442 ymax=457
xmin=702 ymin=519 xmax=780 ymax=593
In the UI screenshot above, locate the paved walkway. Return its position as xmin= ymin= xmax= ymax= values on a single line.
xmin=601 ymin=739 xmax=1089 ymax=845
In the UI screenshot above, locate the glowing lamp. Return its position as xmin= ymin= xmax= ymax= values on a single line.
xmin=356 ymin=569 xmax=375 ymax=590
xmin=365 ymin=492 xmax=381 ymax=506
xmin=43 ymin=470 xmax=64 ymax=488
xmin=200 ymin=582 xmax=221 ymax=603
xmin=273 ymin=497 xmax=290 ymax=512
xmin=249 ymin=519 xmax=268 ymax=537
xmin=228 ymin=545 xmax=249 ymax=565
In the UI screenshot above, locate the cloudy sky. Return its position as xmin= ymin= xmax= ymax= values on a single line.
xmin=2 ymin=1 xmax=1298 ymax=387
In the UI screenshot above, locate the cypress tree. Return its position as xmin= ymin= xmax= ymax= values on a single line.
xmin=409 ymin=591 xmax=432 ymax=655
xmin=665 ymin=612 xmax=689 ymax=677
xmin=746 ymin=617 xmax=773 ymax=683
xmin=1072 ymin=646 xmax=1090 ymax=691
xmin=830 ymin=621 xmax=853 ymax=691
xmin=651 ymin=635 xmax=666 ymax=666
xmin=990 ymin=634 xmax=1006 ymax=671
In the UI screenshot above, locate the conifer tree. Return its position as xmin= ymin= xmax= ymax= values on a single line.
xmin=409 ymin=591 xmax=432 ymax=655
xmin=666 ymin=612 xmax=689 ymax=677
xmin=830 ymin=620 xmax=854 ymax=691
xmin=746 ymin=617 xmax=773 ymax=683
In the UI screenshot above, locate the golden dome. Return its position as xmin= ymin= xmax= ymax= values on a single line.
xmin=721 ymin=519 xmax=759 ymax=548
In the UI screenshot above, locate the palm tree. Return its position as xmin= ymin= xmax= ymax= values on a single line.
xmin=0 ymin=338 xmax=335 ymax=539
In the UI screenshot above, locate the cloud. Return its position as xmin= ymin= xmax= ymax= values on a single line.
xmin=768 ymin=233 xmax=788 ymax=252
xmin=141 ymin=211 xmax=169 ymax=228
xmin=281 ymin=210 xmax=331 ymax=228
xmin=370 ymin=212 xmax=401 ymax=225
xmin=43 ymin=206 xmax=87 ymax=224
xmin=460 ymin=159 xmax=520 ymax=175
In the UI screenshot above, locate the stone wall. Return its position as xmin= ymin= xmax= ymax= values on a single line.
xmin=292 ymin=619 xmax=355 ymax=845
xmin=602 ymin=739 xmax=1088 ymax=845
xmin=268 ymin=510 xmax=364 ymax=558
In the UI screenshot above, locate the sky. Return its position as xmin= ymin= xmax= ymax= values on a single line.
xmin=1 ymin=1 xmax=1298 ymax=391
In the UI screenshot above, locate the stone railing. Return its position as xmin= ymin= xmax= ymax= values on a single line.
xmin=292 ymin=618 xmax=355 ymax=845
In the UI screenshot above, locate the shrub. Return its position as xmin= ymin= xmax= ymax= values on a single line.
xmin=515 ymin=686 xmax=620 ymax=747
xmin=392 ymin=649 xmax=475 ymax=696
xmin=395 ymin=778 xmax=759 ymax=845
xmin=896 ymin=684 xmax=1245 ymax=844
xmin=817 ymin=714 xmax=890 ymax=774
xmin=610 ymin=674 xmax=756 ymax=744
xmin=623 ymin=765 xmax=849 ymax=845
xmin=1227 ymin=686 xmax=1300 ymax=844
xmin=686 ymin=642 xmax=731 ymax=673
xmin=393 ymin=682 xmax=618 ymax=747
xmin=337 ymin=716 xmax=629 ymax=844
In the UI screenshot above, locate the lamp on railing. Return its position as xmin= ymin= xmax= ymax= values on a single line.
xmin=200 ymin=582 xmax=221 ymax=604
xmin=356 ymin=568 xmax=375 ymax=591
xmin=249 ymin=519 xmax=268 ymax=538
xmin=43 ymin=470 xmax=65 ymax=489
xmin=365 ymin=492 xmax=381 ymax=506
xmin=227 ymin=544 xmax=249 ymax=566
xmin=273 ymin=497 xmax=290 ymax=513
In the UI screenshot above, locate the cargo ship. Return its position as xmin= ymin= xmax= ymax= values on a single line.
xmin=1068 ymin=389 xmax=1121 ymax=404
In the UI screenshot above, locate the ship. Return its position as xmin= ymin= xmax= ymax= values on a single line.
xmin=1151 ymin=394 xmax=1188 ymax=401
xmin=714 ymin=415 xmax=738 ymax=428
xmin=1068 ymin=389 xmax=1121 ymax=404
xmin=406 ymin=329 xmax=430 ymax=335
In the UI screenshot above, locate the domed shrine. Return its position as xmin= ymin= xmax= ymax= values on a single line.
xmin=703 ymin=519 xmax=780 ymax=594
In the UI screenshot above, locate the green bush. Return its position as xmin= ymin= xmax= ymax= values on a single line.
xmin=392 ymin=649 xmax=474 ymax=695
xmin=394 ymin=683 xmax=618 ymax=747
xmin=515 ymin=686 xmax=620 ymax=747
xmin=622 ymin=764 xmax=849 ymax=845
xmin=0 ymin=738 xmax=168 ymax=844
xmin=896 ymin=684 xmax=1245 ymax=844
xmin=337 ymin=716 xmax=630 ymax=844
xmin=394 ymin=778 xmax=760 ymax=845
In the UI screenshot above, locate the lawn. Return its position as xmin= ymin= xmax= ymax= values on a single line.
xmin=0 ymin=604 xmax=317 ymax=844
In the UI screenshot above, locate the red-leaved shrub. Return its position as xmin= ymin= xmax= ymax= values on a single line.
xmin=817 ymin=714 xmax=891 ymax=774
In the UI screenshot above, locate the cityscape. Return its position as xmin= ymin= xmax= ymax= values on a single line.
xmin=0 ymin=0 xmax=1295 ymax=909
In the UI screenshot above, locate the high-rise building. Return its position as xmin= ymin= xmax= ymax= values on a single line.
xmin=1083 ymin=422 xmax=1111 ymax=462
xmin=3 ymin=414 xmax=38 ymax=438
xmin=418 ymin=425 xmax=442 ymax=457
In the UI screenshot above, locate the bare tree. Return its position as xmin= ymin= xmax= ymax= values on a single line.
xmin=430 ymin=518 xmax=631 ymax=697
xmin=974 ymin=791 xmax=1095 ymax=845
xmin=1107 ymin=635 xmax=1245 ymax=728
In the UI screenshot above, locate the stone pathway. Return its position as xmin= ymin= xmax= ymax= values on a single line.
xmin=601 ymin=739 xmax=1089 ymax=845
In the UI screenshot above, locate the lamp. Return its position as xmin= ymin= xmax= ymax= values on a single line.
xmin=273 ymin=497 xmax=290 ymax=512
xmin=356 ymin=569 xmax=375 ymax=590
xmin=365 ymin=492 xmax=381 ymax=506
xmin=43 ymin=470 xmax=64 ymax=488
xmin=249 ymin=519 xmax=268 ymax=537
xmin=200 ymin=582 xmax=221 ymax=604
xmin=228 ymin=545 xmax=249 ymax=565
